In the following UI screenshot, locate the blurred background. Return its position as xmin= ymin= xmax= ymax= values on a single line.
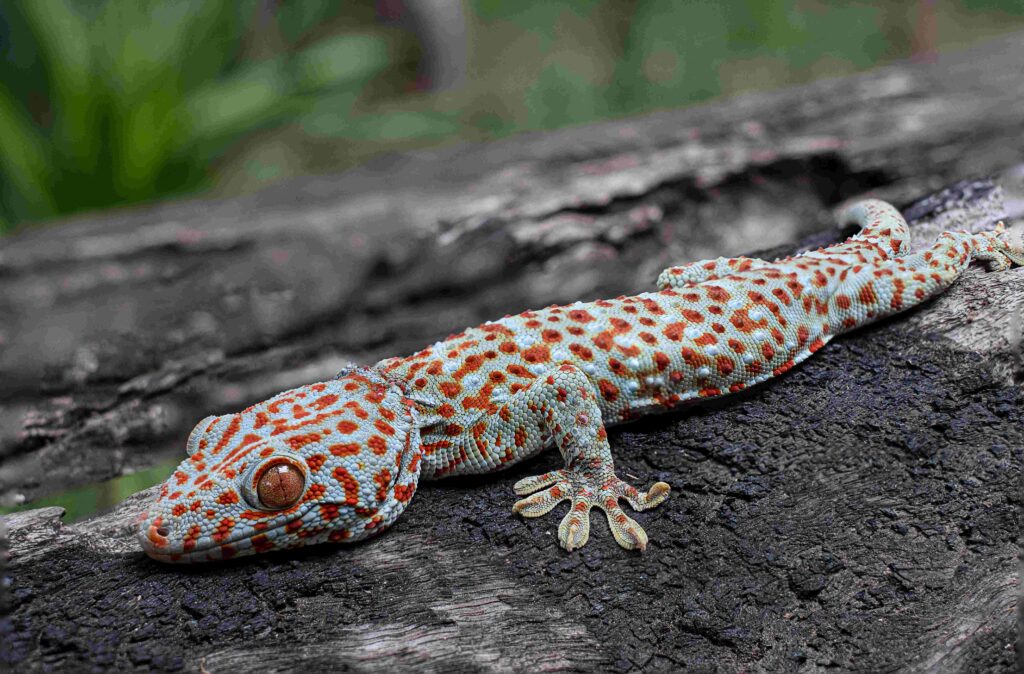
xmin=3 ymin=0 xmax=1024 ymax=233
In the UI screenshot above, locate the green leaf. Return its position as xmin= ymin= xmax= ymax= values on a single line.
xmin=351 ymin=111 xmax=460 ymax=140
xmin=298 ymin=91 xmax=360 ymax=136
xmin=18 ymin=0 xmax=98 ymax=172
xmin=184 ymin=57 xmax=289 ymax=147
xmin=0 ymin=86 xmax=56 ymax=218
xmin=294 ymin=34 xmax=392 ymax=92
xmin=276 ymin=0 xmax=343 ymax=44
xmin=112 ymin=89 xmax=186 ymax=197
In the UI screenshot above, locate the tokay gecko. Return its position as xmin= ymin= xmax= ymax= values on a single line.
xmin=138 ymin=200 xmax=1024 ymax=562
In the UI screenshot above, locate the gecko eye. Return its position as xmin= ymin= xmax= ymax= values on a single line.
xmin=255 ymin=460 xmax=305 ymax=510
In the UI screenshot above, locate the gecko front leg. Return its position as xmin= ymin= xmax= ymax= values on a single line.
xmin=509 ymin=364 xmax=670 ymax=551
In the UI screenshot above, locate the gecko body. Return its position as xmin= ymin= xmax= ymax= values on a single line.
xmin=138 ymin=200 xmax=1023 ymax=562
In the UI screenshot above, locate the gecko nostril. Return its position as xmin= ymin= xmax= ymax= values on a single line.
xmin=156 ymin=526 xmax=170 ymax=537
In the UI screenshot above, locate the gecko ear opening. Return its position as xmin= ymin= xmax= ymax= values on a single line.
xmin=185 ymin=414 xmax=220 ymax=457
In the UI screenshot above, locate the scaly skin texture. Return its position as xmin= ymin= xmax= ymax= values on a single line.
xmin=138 ymin=200 xmax=1024 ymax=562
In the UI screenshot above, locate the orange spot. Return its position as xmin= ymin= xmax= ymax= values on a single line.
xmin=705 ymin=285 xmax=730 ymax=302
xmin=542 ymin=329 xmax=563 ymax=343
xmin=453 ymin=354 xmax=486 ymax=379
xmin=663 ymin=323 xmax=686 ymax=341
xmin=729 ymin=310 xmax=757 ymax=333
xmin=858 ymin=281 xmax=878 ymax=305
xmin=367 ymin=436 xmax=388 ymax=455
xmin=252 ymin=534 xmax=274 ymax=553
xmin=891 ymin=279 xmax=905 ymax=310
xmin=522 ymin=344 xmax=551 ymax=363
xmin=210 ymin=416 xmax=242 ymax=455
xmin=772 ymin=288 xmax=791 ymax=305
xmin=680 ymin=347 xmax=705 ymax=368
xmin=393 ymin=483 xmax=416 ymax=503
xmin=332 ymin=467 xmax=361 ymax=505
xmin=304 ymin=483 xmax=326 ymax=502
xmin=506 ymin=364 xmax=534 ymax=379
xmin=373 ymin=469 xmax=392 ymax=502
xmin=311 ymin=394 xmax=339 ymax=410
xmin=592 ymin=332 xmax=615 ymax=351
xmin=569 ymin=343 xmax=593 ymax=360
xmin=180 ymin=526 xmax=202 ymax=553
xmin=344 ymin=401 xmax=370 ymax=419
xmin=216 ymin=490 xmax=239 ymax=505
xmin=773 ymin=360 xmax=796 ymax=376
xmin=438 ymin=381 xmax=461 ymax=397
xmin=598 ymin=379 xmax=619 ymax=402
xmin=287 ymin=433 xmax=321 ymax=451
xmin=212 ymin=518 xmax=235 ymax=543
xmin=329 ymin=443 xmax=361 ymax=456
xmin=320 ymin=503 xmax=341 ymax=521
xmin=654 ymin=351 xmax=671 ymax=371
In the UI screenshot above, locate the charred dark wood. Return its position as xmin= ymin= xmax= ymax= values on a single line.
xmin=1 ymin=34 xmax=1022 ymax=673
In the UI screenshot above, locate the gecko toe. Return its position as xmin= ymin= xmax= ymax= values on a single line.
xmin=558 ymin=506 xmax=591 ymax=551
xmin=512 ymin=483 xmax=568 ymax=517
xmin=513 ymin=468 xmax=667 ymax=552
xmin=601 ymin=505 xmax=649 ymax=551
xmin=513 ymin=470 xmax=564 ymax=496
xmin=620 ymin=481 xmax=671 ymax=510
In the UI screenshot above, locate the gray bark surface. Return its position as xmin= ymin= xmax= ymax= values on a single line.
xmin=1 ymin=34 xmax=1022 ymax=673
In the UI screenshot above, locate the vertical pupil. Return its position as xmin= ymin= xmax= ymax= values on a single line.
xmin=258 ymin=463 xmax=303 ymax=508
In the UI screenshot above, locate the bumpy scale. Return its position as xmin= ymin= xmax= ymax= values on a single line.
xmin=139 ymin=200 xmax=1024 ymax=562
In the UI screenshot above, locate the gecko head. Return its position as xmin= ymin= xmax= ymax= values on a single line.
xmin=137 ymin=370 xmax=423 ymax=563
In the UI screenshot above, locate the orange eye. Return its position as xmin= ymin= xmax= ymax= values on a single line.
xmin=256 ymin=462 xmax=305 ymax=510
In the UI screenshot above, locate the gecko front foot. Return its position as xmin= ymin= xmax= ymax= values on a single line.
xmin=512 ymin=462 xmax=670 ymax=551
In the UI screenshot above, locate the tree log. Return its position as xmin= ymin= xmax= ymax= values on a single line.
xmin=2 ymin=34 xmax=1022 ymax=673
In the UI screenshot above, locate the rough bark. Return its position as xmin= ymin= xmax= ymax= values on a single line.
xmin=2 ymin=34 xmax=1023 ymax=673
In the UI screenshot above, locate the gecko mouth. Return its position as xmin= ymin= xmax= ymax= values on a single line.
xmin=137 ymin=507 xmax=314 ymax=564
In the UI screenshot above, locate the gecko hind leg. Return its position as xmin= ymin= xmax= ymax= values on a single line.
xmin=508 ymin=364 xmax=670 ymax=551
xmin=977 ymin=223 xmax=1024 ymax=269
xmin=828 ymin=225 xmax=1024 ymax=333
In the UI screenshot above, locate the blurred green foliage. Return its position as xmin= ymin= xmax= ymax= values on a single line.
xmin=0 ymin=0 xmax=397 ymax=229
xmin=0 ymin=459 xmax=179 ymax=521
xmin=1 ymin=0 xmax=1023 ymax=232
